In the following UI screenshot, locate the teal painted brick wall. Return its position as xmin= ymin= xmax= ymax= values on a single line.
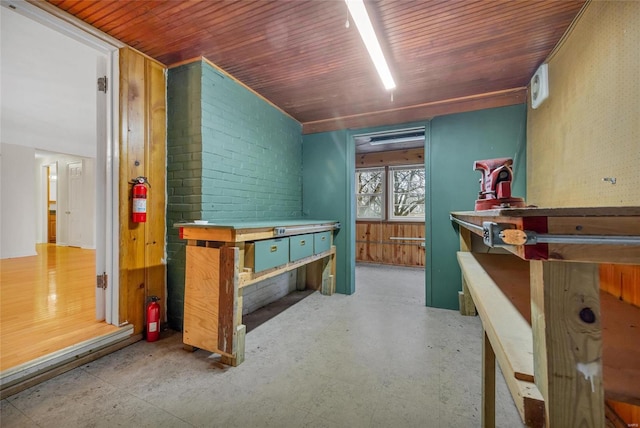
xmin=166 ymin=60 xmax=303 ymax=330
xmin=166 ymin=62 xmax=203 ymax=329
xmin=200 ymin=62 xmax=302 ymax=220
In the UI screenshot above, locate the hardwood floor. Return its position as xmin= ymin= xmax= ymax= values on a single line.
xmin=0 ymin=244 xmax=118 ymax=371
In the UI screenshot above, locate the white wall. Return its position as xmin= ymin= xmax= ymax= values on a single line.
xmin=1 ymin=6 xmax=102 ymax=258
xmin=1 ymin=144 xmax=37 ymax=258
xmin=1 ymin=6 xmax=98 ymax=157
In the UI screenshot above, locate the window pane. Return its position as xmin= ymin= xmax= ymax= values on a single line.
xmin=356 ymin=195 xmax=383 ymax=218
xmin=391 ymin=167 xmax=425 ymax=219
xmin=356 ymin=168 xmax=384 ymax=219
xmin=356 ymin=170 xmax=383 ymax=194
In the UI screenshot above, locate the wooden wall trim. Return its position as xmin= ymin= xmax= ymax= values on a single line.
xmin=303 ymin=88 xmax=526 ymax=134
xmin=119 ymin=47 xmax=167 ymax=334
xmin=356 ymin=148 xmax=424 ymax=168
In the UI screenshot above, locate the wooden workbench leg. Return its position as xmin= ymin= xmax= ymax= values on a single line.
xmin=321 ymin=250 xmax=335 ymax=296
xmin=482 ymin=329 xmax=496 ymax=428
xmin=296 ymin=266 xmax=307 ymax=291
xmin=459 ymin=228 xmax=477 ymax=316
xmin=329 ymin=247 xmax=336 ymax=295
xmin=530 ymin=261 xmax=604 ymax=427
xmin=218 ymin=246 xmax=244 ymax=366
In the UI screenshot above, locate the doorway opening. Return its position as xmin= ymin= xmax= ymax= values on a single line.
xmin=0 ymin=1 xmax=124 ymax=388
xmin=352 ymin=126 xmax=427 ymax=304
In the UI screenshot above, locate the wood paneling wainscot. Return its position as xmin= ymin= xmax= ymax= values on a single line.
xmin=356 ymin=222 xmax=425 ymax=267
xmin=119 ymin=47 xmax=167 ymax=334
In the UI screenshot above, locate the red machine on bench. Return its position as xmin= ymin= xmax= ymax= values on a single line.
xmin=474 ymin=158 xmax=526 ymax=211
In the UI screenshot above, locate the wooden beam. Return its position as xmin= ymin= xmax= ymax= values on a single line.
xmin=483 ymin=329 xmax=496 ymax=428
xmin=451 ymin=208 xmax=640 ymax=264
xmin=457 ymin=252 xmax=544 ymax=424
xmin=531 ymin=261 xmax=605 ymax=427
xmin=459 ymin=227 xmax=477 ymax=316
xmin=218 ymin=247 xmax=238 ymax=357
xmin=475 ymin=254 xmax=640 ymax=406
xmin=356 ymin=148 xmax=424 ymax=168
xmin=547 ymin=244 xmax=640 ymax=265
xmin=547 ymin=217 xmax=640 ymax=236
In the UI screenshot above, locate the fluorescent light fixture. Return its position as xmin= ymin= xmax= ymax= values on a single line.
xmin=368 ymin=135 xmax=424 ymax=146
xmin=345 ymin=0 xmax=396 ymax=91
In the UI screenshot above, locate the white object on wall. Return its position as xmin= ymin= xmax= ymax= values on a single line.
xmin=530 ymin=63 xmax=550 ymax=109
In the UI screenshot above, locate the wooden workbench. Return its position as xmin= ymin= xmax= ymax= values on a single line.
xmin=450 ymin=206 xmax=640 ymax=427
xmin=177 ymin=219 xmax=339 ymax=366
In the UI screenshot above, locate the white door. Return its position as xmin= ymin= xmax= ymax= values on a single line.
xmin=67 ymin=161 xmax=83 ymax=247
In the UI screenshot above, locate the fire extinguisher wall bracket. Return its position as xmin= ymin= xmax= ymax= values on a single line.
xmin=131 ymin=176 xmax=150 ymax=223
xmin=146 ymin=296 xmax=160 ymax=342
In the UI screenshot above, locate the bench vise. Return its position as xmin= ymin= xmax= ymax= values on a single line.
xmin=474 ymin=157 xmax=526 ymax=211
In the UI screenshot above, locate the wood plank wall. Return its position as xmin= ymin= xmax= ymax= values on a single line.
xmin=526 ymin=3 xmax=640 ymax=423
xmin=119 ymin=47 xmax=167 ymax=334
xmin=356 ymin=222 xmax=425 ymax=267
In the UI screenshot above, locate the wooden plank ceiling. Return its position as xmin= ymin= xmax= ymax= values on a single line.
xmin=47 ymin=0 xmax=585 ymax=134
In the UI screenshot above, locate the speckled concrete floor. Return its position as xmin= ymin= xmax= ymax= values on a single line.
xmin=0 ymin=264 xmax=523 ymax=428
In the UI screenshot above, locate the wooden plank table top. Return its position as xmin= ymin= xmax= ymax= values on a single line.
xmin=176 ymin=219 xmax=339 ymax=243
xmin=452 ymin=206 xmax=640 ymax=218
xmin=451 ymin=206 xmax=640 ymax=263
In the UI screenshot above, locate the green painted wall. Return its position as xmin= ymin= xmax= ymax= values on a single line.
xmin=301 ymin=131 xmax=355 ymax=295
xmin=166 ymin=60 xmax=303 ymax=329
xmin=427 ymin=104 xmax=527 ymax=309
xmin=200 ymin=63 xmax=302 ymax=220
xmin=302 ymin=105 xmax=526 ymax=310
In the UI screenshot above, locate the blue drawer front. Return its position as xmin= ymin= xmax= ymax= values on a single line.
xmin=289 ymin=234 xmax=314 ymax=261
xmin=254 ymin=238 xmax=289 ymax=272
xmin=314 ymin=232 xmax=331 ymax=254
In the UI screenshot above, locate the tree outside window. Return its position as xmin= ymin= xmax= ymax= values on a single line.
xmin=355 ymin=165 xmax=425 ymax=220
xmin=390 ymin=166 xmax=425 ymax=220
xmin=355 ymin=168 xmax=384 ymax=219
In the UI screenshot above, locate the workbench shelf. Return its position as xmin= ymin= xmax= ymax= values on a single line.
xmin=176 ymin=219 xmax=339 ymax=367
xmin=451 ymin=206 xmax=640 ymax=428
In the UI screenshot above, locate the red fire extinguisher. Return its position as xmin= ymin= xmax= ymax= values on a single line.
xmin=146 ymin=296 xmax=160 ymax=342
xmin=131 ymin=176 xmax=149 ymax=223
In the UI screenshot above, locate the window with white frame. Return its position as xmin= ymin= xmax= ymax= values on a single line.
xmin=356 ymin=165 xmax=425 ymax=221
xmin=355 ymin=168 xmax=384 ymax=219
xmin=389 ymin=165 xmax=425 ymax=220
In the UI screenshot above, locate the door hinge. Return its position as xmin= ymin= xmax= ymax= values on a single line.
xmin=97 ymin=76 xmax=108 ymax=93
xmin=97 ymin=272 xmax=108 ymax=289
